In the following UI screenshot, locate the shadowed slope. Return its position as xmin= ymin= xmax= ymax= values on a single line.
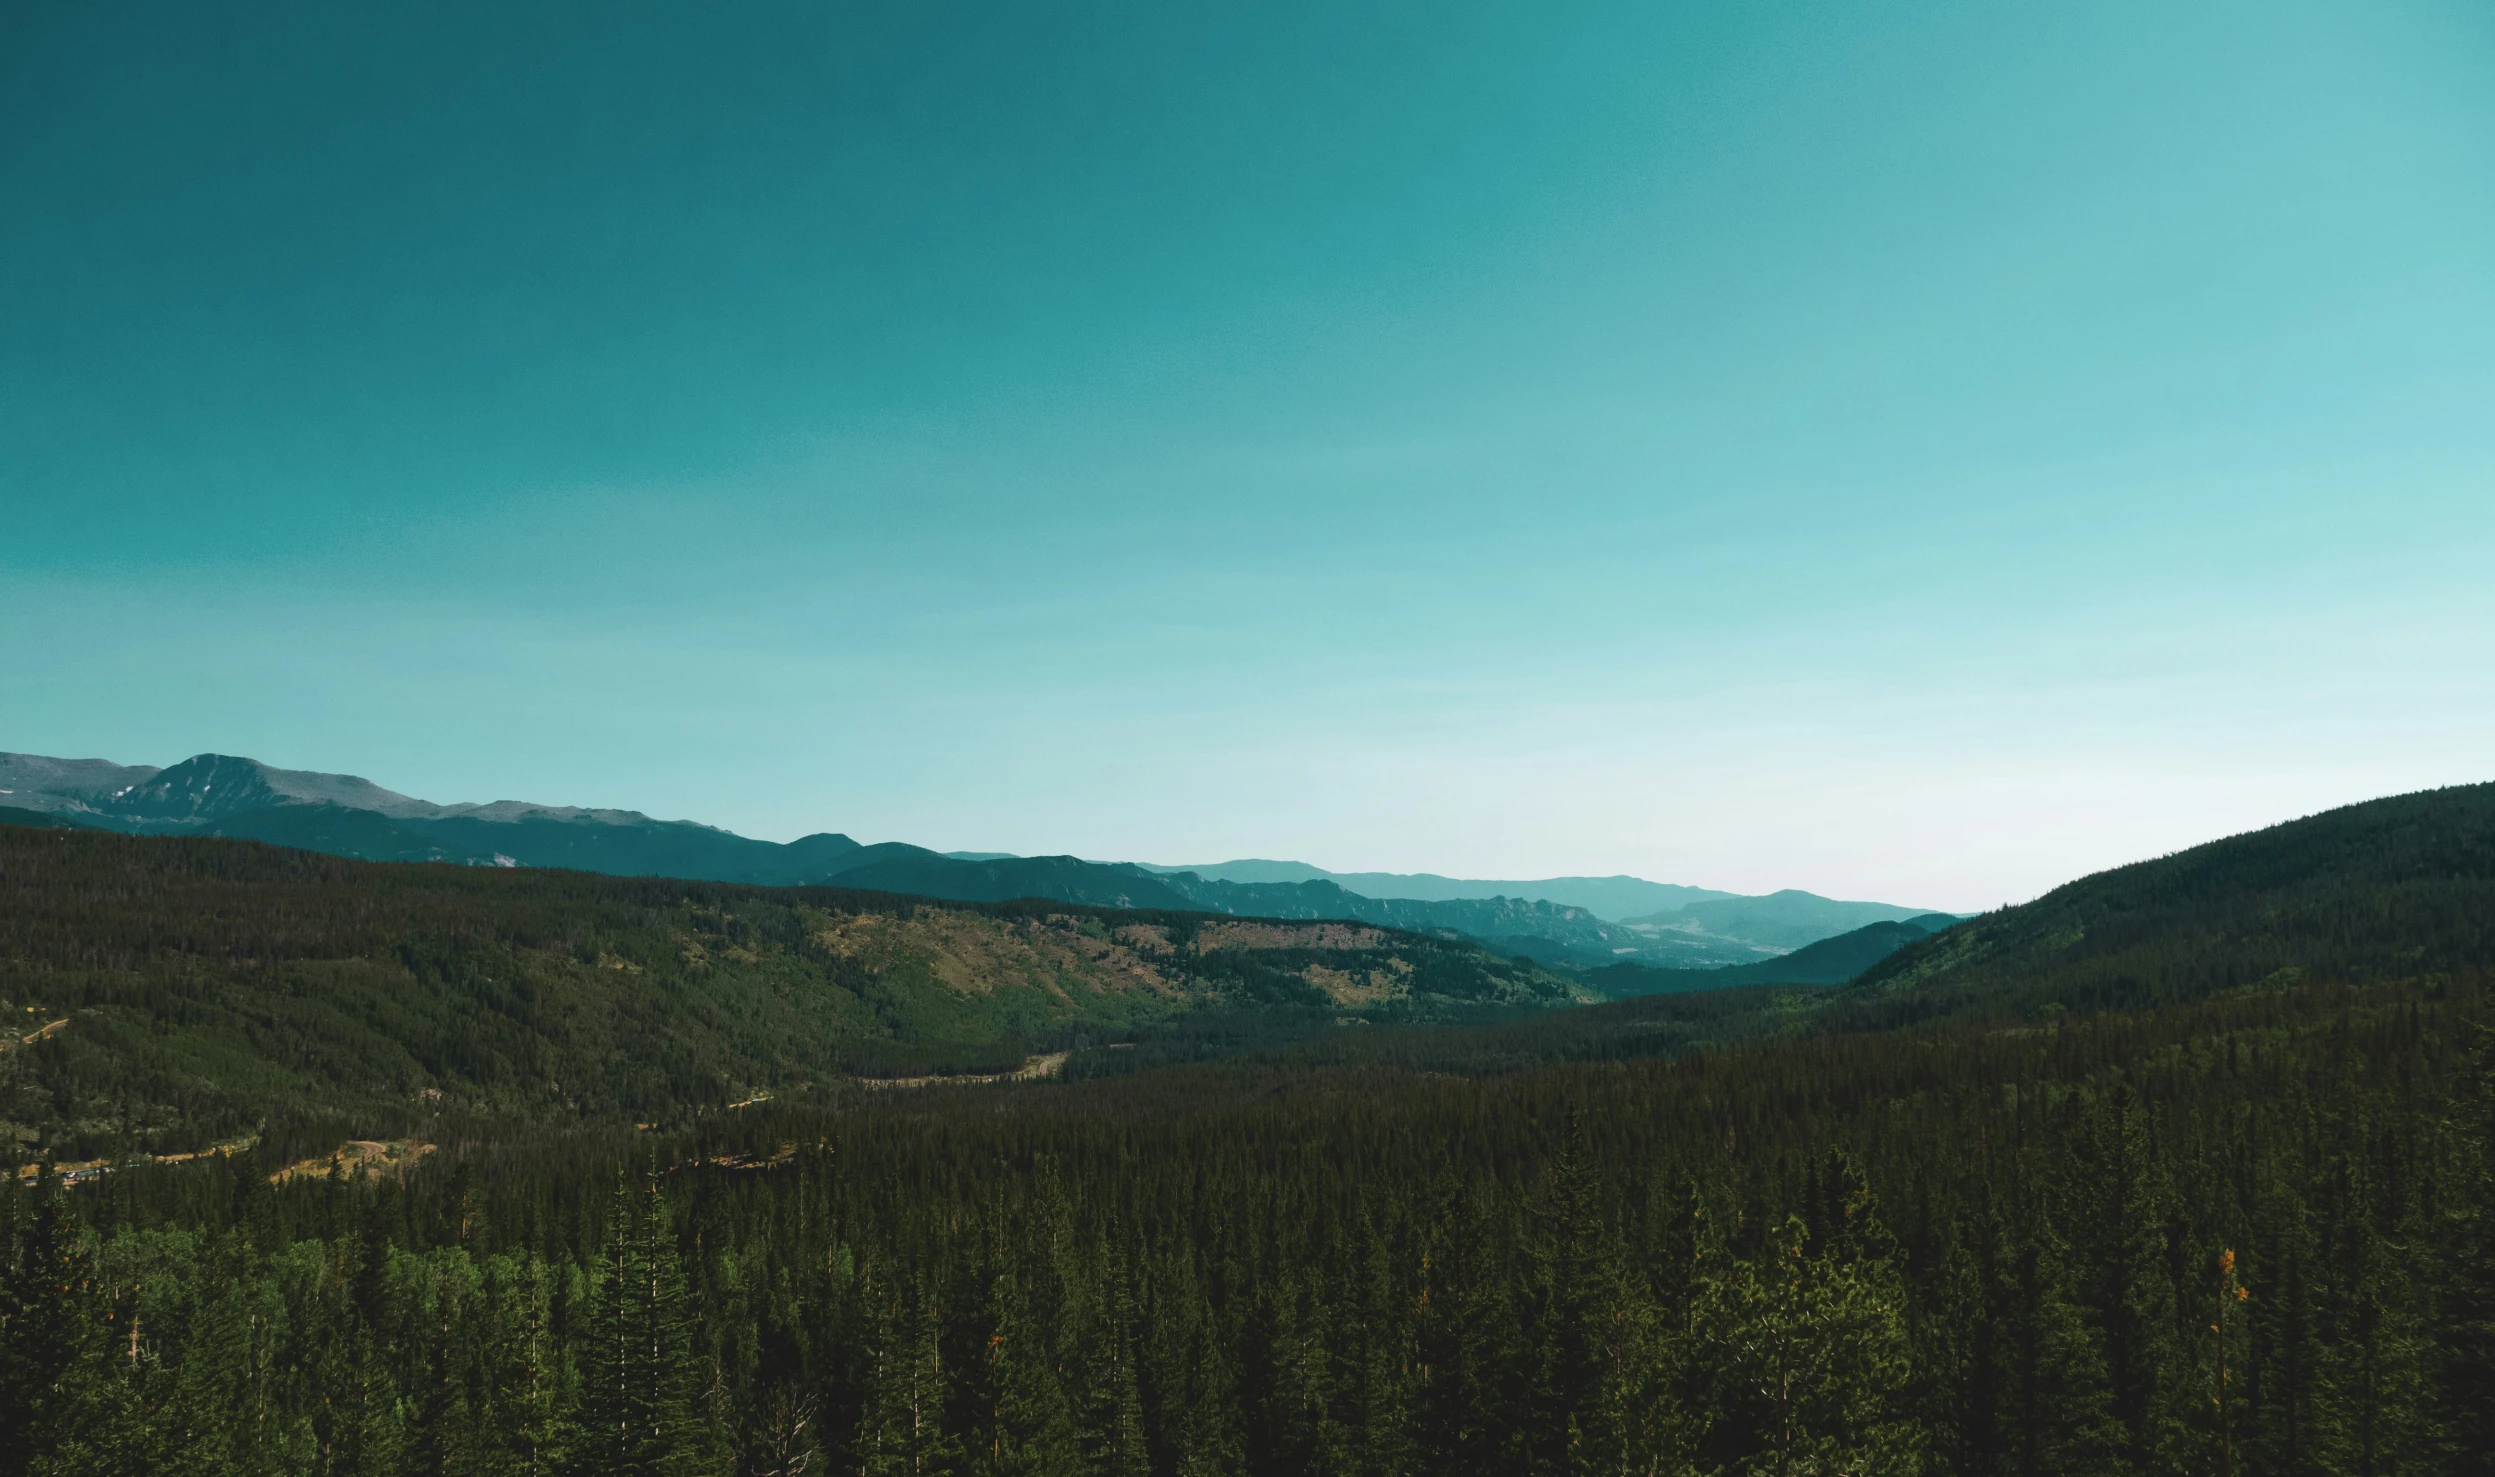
xmin=1850 ymin=782 xmax=2495 ymax=1017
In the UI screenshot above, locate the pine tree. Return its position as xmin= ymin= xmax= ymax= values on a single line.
xmin=982 ymin=1259 xmax=1079 ymax=1477
xmin=856 ymin=1267 xmax=960 ymax=1477
xmin=1071 ymin=1243 xmax=1149 ymax=1477
xmin=1140 ymin=1251 xmax=1243 ymax=1477
xmin=322 ymin=1320 xmax=411 ymax=1477
xmin=154 ymin=1230 xmax=285 ymax=1477
xmin=409 ymin=1248 xmax=486 ymax=1477
xmin=2063 ymin=1084 xmax=2194 ymax=1477
xmin=1345 ymin=1217 xmax=1418 ymax=1477
xmin=1983 ymin=1197 xmax=2122 ymax=1477
xmin=0 ymin=1176 xmax=132 ymax=1476
xmin=2431 ymin=1030 xmax=2495 ymax=1475
xmin=481 ymin=1250 xmax=578 ymax=1477
xmin=1524 ymin=1125 xmax=1608 ymax=1477
xmin=1628 ymin=1183 xmax=1723 ymax=1477
xmin=583 ymin=1170 xmax=715 ymax=1477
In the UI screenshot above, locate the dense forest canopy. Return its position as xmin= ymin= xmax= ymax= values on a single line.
xmin=2 ymin=785 xmax=2492 ymax=1475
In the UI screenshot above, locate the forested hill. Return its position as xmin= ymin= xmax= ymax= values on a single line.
xmin=1852 ymin=781 xmax=2495 ymax=1015
xmin=0 ymin=820 xmax=1582 ymax=1159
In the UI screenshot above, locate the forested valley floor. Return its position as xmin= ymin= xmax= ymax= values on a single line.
xmin=5 ymin=969 xmax=2492 ymax=1477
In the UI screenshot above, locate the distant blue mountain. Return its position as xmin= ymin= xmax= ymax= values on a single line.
xmin=1126 ymin=859 xmax=1958 ymax=967
xmin=1581 ymin=914 xmax=1967 ymax=999
xmin=0 ymin=749 xmax=1951 ymax=974
xmin=1131 ymin=859 xmax=1734 ymax=921
xmin=1615 ymin=889 xmax=1950 ymax=951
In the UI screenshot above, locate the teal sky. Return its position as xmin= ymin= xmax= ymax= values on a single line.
xmin=6 ymin=0 xmax=2492 ymax=909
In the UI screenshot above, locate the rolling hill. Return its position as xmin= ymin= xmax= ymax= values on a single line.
xmin=1847 ymin=780 xmax=2495 ymax=1017
xmin=1583 ymin=785 xmax=2495 ymax=1012
xmin=0 ymin=816 xmax=1586 ymax=1159
xmin=18 ymin=778 xmax=2487 ymax=1169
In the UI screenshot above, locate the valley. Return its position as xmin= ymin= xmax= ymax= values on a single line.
xmin=3 ymin=781 xmax=2489 ymax=1477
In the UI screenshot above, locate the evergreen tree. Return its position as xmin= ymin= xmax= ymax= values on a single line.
xmin=1978 ymin=1191 xmax=2122 ymax=1477
xmin=1139 ymin=1251 xmax=1242 ymax=1477
xmin=1067 ymin=1241 xmax=1149 ymax=1477
xmin=481 ymin=1250 xmax=578 ymax=1477
xmin=2063 ymin=1084 xmax=2194 ymax=1477
xmin=584 ymin=1170 xmax=715 ymax=1477
xmin=0 ymin=1177 xmax=132 ymax=1477
xmin=857 ymin=1267 xmax=961 ymax=1477
xmin=1344 ymin=1217 xmax=1418 ymax=1477
xmin=1524 ymin=1125 xmax=1609 ymax=1476
xmin=982 ymin=1262 xmax=1079 ymax=1477
xmin=2431 ymin=1030 xmax=2495 ymax=1475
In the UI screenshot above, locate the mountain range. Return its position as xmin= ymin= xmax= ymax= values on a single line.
xmin=1129 ymin=860 xmax=1735 ymax=920
xmin=0 ymin=749 xmax=1949 ymax=971
xmin=3 ymin=776 xmax=2485 ymax=1156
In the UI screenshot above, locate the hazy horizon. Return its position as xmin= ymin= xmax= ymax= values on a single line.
xmin=7 ymin=0 xmax=2491 ymax=914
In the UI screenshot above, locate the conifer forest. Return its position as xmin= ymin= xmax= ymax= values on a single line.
xmin=3 ymin=787 xmax=2493 ymax=1476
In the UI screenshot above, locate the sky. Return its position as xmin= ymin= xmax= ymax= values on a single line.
xmin=4 ymin=0 xmax=2492 ymax=911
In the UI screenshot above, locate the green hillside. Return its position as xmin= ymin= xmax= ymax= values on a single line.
xmin=1851 ymin=782 xmax=2495 ymax=1017
xmin=0 ymin=820 xmax=1582 ymax=1160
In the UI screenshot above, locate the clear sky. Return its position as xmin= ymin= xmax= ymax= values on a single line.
xmin=5 ymin=0 xmax=2491 ymax=911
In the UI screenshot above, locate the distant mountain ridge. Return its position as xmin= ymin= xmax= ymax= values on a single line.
xmin=1127 ymin=862 xmax=1952 ymax=963
xmin=1615 ymin=889 xmax=1947 ymax=952
xmin=1 ymin=749 xmax=1949 ymax=971
xmin=1581 ymin=913 xmax=1964 ymax=999
xmin=3 ymin=751 xmax=693 ymax=829
xmin=1131 ymin=860 xmax=1735 ymax=921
